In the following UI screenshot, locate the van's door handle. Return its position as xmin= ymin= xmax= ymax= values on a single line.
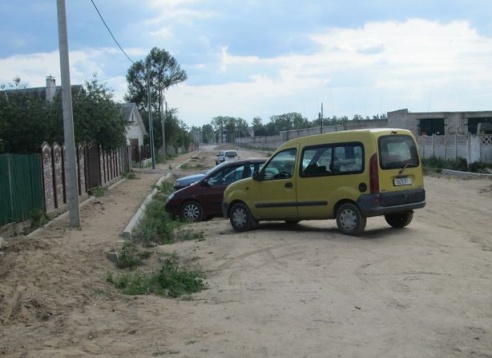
xmin=285 ymin=182 xmax=293 ymax=188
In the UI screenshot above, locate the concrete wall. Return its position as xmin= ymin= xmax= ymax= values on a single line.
xmin=416 ymin=134 xmax=492 ymax=163
xmin=388 ymin=109 xmax=492 ymax=136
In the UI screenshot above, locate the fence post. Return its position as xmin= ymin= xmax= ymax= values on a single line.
xmin=454 ymin=135 xmax=458 ymax=161
xmin=41 ymin=143 xmax=55 ymax=212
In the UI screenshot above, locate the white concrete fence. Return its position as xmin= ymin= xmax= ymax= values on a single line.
xmin=237 ymin=129 xmax=492 ymax=164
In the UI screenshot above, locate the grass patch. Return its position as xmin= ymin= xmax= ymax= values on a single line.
xmin=29 ymin=208 xmax=50 ymax=230
xmin=134 ymin=178 xmax=208 ymax=246
xmin=110 ymin=179 xmax=208 ymax=298
xmin=90 ymin=186 xmax=107 ymax=197
xmin=180 ymin=162 xmax=207 ymax=171
xmin=116 ymin=241 xmax=143 ymax=269
xmin=107 ymin=254 xmax=206 ymax=298
xmin=422 ymin=156 xmax=492 ymax=174
xmin=134 ymin=196 xmax=182 ymax=246
xmin=176 ymin=229 xmax=205 ymax=242
xmin=155 ymin=180 xmax=175 ymax=195
xmin=468 ymin=161 xmax=492 ymax=173
xmin=121 ymin=171 xmax=138 ymax=180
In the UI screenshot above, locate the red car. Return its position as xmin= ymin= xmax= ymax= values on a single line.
xmin=165 ymin=158 xmax=266 ymax=222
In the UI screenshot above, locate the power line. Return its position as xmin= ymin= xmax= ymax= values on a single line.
xmin=89 ymin=0 xmax=134 ymax=64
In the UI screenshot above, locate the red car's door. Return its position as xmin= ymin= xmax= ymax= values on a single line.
xmin=197 ymin=163 xmax=246 ymax=216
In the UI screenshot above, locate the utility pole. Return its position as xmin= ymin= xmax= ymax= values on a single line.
xmin=57 ymin=0 xmax=80 ymax=227
xmin=162 ymin=101 xmax=167 ymax=159
xmin=147 ymin=61 xmax=155 ymax=169
xmin=320 ymin=102 xmax=324 ymax=134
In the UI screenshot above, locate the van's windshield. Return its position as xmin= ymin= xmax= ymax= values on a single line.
xmin=378 ymin=135 xmax=419 ymax=170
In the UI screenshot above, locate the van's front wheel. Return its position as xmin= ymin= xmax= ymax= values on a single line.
xmin=230 ymin=203 xmax=258 ymax=232
xmin=385 ymin=212 xmax=413 ymax=228
xmin=336 ymin=203 xmax=366 ymax=235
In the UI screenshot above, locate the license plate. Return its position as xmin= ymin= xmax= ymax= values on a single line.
xmin=393 ymin=177 xmax=412 ymax=186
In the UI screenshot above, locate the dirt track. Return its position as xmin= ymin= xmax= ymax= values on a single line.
xmin=1 ymin=147 xmax=492 ymax=358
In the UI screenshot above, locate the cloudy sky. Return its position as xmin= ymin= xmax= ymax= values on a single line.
xmin=1 ymin=0 xmax=492 ymax=127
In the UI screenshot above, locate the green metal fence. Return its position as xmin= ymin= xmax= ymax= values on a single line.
xmin=0 ymin=153 xmax=44 ymax=226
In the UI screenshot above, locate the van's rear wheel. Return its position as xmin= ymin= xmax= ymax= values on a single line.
xmin=336 ymin=203 xmax=366 ymax=235
xmin=385 ymin=212 xmax=413 ymax=228
xmin=230 ymin=203 xmax=257 ymax=232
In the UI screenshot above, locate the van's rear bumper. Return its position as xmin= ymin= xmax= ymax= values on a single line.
xmin=358 ymin=188 xmax=426 ymax=217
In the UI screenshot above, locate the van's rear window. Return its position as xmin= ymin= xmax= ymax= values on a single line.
xmin=378 ymin=135 xmax=420 ymax=170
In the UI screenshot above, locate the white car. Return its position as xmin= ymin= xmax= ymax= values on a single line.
xmin=215 ymin=150 xmax=239 ymax=165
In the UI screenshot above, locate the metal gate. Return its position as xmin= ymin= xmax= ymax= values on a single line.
xmin=0 ymin=153 xmax=44 ymax=226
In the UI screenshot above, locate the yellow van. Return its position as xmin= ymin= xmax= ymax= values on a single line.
xmin=222 ymin=128 xmax=425 ymax=235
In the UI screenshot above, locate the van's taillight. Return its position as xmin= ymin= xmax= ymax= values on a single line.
xmin=369 ymin=153 xmax=379 ymax=193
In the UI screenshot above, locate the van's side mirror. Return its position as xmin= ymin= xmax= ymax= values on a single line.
xmin=201 ymin=178 xmax=210 ymax=187
xmin=252 ymin=171 xmax=263 ymax=182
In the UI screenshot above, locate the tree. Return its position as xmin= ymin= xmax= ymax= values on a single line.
xmin=252 ymin=116 xmax=267 ymax=136
xmin=201 ymin=124 xmax=215 ymax=144
xmin=236 ymin=118 xmax=250 ymax=138
xmin=0 ymin=76 xmax=28 ymax=90
xmin=73 ymin=75 xmax=127 ymax=150
xmin=125 ymin=47 xmax=188 ymax=155
xmin=266 ymin=112 xmax=309 ymax=135
xmin=211 ymin=116 xmax=228 ymax=143
xmin=0 ymin=75 xmax=127 ymax=153
xmin=159 ymin=107 xmax=194 ymax=154
xmin=0 ymin=84 xmax=63 ymax=153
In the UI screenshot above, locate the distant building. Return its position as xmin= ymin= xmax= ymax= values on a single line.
xmin=388 ymin=108 xmax=492 ymax=136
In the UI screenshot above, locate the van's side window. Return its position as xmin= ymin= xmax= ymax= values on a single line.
xmin=263 ymin=148 xmax=297 ymax=180
xmin=333 ymin=145 xmax=363 ymax=173
xmin=301 ymin=143 xmax=363 ymax=177
xmin=302 ymin=146 xmax=332 ymax=176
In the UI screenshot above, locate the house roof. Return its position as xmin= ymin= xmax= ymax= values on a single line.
xmin=118 ymin=103 xmax=148 ymax=136
xmin=1 ymin=84 xmax=83 ymax=101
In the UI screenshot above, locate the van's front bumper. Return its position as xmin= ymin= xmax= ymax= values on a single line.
xmin=358 ymin=188 xmax=426 ymax=217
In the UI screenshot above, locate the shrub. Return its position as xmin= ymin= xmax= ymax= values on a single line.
xmin=90 ymin=187 xmax=106 ymax=197
xmin=116 ymin=241 xmax=142 ymax=269
xmin=133 ymin=194 xmax=182 ymax=245
xmin=29 ymin=209 xmax=49 ymax=230
xmin=107 ymin=254 xmax=206 ymax=298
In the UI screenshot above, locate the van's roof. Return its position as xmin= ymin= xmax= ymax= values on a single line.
xmin=278 ymin=128 xmax=414 ymax=149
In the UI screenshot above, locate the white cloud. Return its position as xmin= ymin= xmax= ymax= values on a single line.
xmin=0 ymin=52 xmax=60 ymax=87
xmin=3 ymin=16 xmax=492 ymax=127
xmin=164 ymin=18 xmax=492 ymax=126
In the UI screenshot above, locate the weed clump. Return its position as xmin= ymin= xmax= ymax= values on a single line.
xmin=134 ymin=196 xmax=181 ymax=245
xmin=107 ymin=254 xmax=206 ymax=298
xmin=29 ymin=209 xmax=50 ymax=230
xmin=89 ymin=187 xmax=106 ymax=197
xmin=108 ymin=179 xmax=207 ymax=298
xmin=115 ymin=241 xmax=142 ymax=269
xmin=133 ymin=181 xmax=204 ymax=246
xmin=422 ymin=156 xmax=492 ymax=174
xmin=121 ymin=171 xmax=138 ymax=180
